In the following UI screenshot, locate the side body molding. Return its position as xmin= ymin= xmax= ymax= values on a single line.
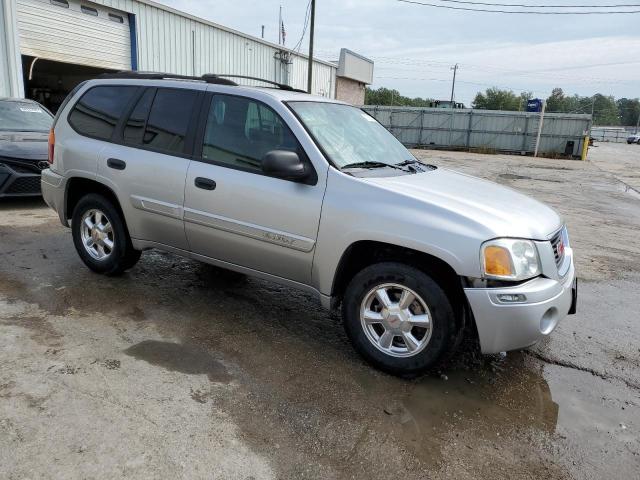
xmin=183 ymin=208 xmax=316 ymax=253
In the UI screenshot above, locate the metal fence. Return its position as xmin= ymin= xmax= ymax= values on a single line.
xmin=362 ymin=106 xmax=592 ymax=157
xmin=590 ymin=127 xmax=635 ymax=143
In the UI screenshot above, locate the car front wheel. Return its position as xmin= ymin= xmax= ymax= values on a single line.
xmin=342 ymin=262 xmax=457 ymax=376
xmin=71 ymin=193 xmax=141 ymax=275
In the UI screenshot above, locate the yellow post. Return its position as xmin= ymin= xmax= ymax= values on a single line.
xmin=581 ymin=135 xmax=589 ymax=161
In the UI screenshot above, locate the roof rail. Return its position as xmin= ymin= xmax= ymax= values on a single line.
xmin=207 ymin=74 xmax=307 ymax=93
xmin=97 ymin=71 xmax=308 ymax=93
xmin=98 ymin=71 xmax=238 ymax=86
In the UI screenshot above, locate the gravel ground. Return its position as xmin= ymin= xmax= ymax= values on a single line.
xmin=1 ymin=142 xmax=638 ymax=479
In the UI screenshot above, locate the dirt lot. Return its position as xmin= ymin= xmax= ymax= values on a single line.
xmin=1 ymin=142 xmax=639 ymax=479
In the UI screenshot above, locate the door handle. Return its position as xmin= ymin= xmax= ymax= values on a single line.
xmin=194 ymin=177 xmax=216 ymax=190
xmin=107 ymin=158 xmax=126 ymax=170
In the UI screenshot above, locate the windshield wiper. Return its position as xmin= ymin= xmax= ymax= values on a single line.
xmin=396 ymin=159 xmax=437 ymax=172
xmin=396 ymin=159 xmax=421 ymax=167
xmin=341 ymin=161 xmax=407 ymax=171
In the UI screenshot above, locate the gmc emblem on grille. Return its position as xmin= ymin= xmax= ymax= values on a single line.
xmin=37 ymin=161 xmax=49 ymax=170
xmin=557 ymin=240 xmax=565 ymax=256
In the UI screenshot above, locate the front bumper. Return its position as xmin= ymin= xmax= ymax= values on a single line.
xmin=0 ymin=161 xmax=44 ymax=197
xmin=464 ymin=257 xmax=576 ymax=354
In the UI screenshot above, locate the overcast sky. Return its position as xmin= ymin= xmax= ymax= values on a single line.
xmin=161 ymin=0 xmax=639 ymax=105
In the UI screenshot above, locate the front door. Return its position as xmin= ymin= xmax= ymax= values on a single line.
xmin=183 ymin=94 xmax=326 ymax=285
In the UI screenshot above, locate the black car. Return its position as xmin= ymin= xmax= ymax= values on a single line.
xmin=0 ymin=98 xmax=53 ymax=197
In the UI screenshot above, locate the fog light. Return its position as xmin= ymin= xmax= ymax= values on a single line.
xmin=540 ymin=307 xmax=558 ymax=334
xmin=497 ymin=293 xmax=527 ymax=303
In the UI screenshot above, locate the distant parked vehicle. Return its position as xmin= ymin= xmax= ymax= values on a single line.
xmin=0 ymin=98 xmax=53 ymax=197
xmin=627 ymin=133 xmax=640 ymax=144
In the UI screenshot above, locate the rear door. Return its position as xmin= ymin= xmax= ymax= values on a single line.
xmin=183 ymin=93 xmax=326 ymax=284
xmin=94 ymin=85 xmax=203 ymax=250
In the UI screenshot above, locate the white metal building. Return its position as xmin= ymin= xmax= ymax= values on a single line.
xmin=1 ymin=0 xmax=340 ymax=111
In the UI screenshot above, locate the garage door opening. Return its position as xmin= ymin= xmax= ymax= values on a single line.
xmin=22 ymin=56 xmax=116 ymax=113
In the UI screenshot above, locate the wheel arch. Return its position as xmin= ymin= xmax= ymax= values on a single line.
xmin=330 ymin=240 xmax=474 ymax=342
xmin=65 ymin=177 xmax=129 ymax=234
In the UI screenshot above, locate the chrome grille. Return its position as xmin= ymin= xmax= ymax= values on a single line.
xmin=0 ymin=158 xmax=46 ymax=174
xmin=550 ymin=228 xmax=566 ymax=268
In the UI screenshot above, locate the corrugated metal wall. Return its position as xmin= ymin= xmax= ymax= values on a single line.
xmin=591 ymin=127 xmax=634 ymax=143
xmin=363 ymin=106 xmax=592 ymax=157
xmin=91 ymin=0 xmax=337 ymax=97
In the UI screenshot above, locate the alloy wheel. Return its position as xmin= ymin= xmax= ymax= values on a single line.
xmin=360 ymin=283 xmax=433 ymax=358
xmin=80 ymin=209 xmax=115 ymax=261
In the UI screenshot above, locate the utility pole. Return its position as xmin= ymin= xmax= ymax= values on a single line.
xmin=450 ymin=63 xmax=458 ymax=104
xmin=261 ymin=25 xmax=265 ymax=39
xmin=534 ymin=100 xmax=547 ymax=158
xmin=307 ymin=0 xmax=316 ymax=94
xmin=635 ymin=111 xmax=640 ymax=134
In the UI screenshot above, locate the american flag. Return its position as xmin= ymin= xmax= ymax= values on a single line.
xmin=281 ymin=20 xmax=286 ymax=45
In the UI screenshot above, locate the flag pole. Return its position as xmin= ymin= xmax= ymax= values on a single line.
xmin=278 ymin=5 xmax=282 ymax=45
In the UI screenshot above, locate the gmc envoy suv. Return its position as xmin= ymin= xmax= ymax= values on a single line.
xmin=41 ymin=73 xmax=577 ymax=375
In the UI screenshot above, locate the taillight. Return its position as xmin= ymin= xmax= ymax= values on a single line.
xmin=48 ymin=128 xmax=55 ymax=164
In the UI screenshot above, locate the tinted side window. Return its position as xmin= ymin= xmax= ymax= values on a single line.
xmin=202 ymin=95 xmax=299 ymax=172
xmin=124 ymin=88 xmax=155 ymax=145
xmin=142 ymin=88 xmax=198 ymax=155
xmin=69 ymin=86 xmax=137 ymax=140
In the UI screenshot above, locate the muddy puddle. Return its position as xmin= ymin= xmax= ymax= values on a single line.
xmin=124 ymin=340 xmax=231 ymax=383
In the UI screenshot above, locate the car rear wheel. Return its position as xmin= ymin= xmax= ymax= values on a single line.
xmin=342 ymin=262 xmax=457 ymax=376
xmin=72 ymin=194 xmax=140 ymax=275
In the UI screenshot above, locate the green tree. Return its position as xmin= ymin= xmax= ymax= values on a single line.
xmin=546 ymin=88 xmax=567 ymax=112
xmin=617 ymin=98 xmax=640 ymax=126
xmin=365 ymin=87 xmax=433 ymax=107
xmin=591 ymin=94 xmax=620 ymax=125
xmin=472 ymin=87 xmax=531 ymax=111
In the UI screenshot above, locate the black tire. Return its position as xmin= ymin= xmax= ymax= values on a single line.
xmin=71 ymin=193 xmax=140 ymax=275
xmin=342 ymin=262 xmax=457 ymax=376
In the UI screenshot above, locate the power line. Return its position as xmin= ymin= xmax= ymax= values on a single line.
xmin=398 ymin=0 xmax=640 ymax=13
xmin=370 ymin=57 xmax=640 ymax=84
xmin=291 ymin=0 xmax=312 ymax=53
xmin=373 ymin=64 xmax=636 ymax=85
xmin=374 ymin=75 xmax=544 ymax=94
xmin=421 ymin=0 xmax=640 ymax=8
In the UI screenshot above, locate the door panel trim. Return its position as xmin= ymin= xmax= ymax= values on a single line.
xmin=130 ymin=194 xmax=183 ymax=220
xmin=183 ymin=207 xmax=315 ymax=252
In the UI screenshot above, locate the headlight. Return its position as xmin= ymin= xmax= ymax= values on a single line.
xmin=481 ymin=238 xmax=541 ymax=281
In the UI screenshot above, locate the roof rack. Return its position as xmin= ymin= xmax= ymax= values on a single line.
xmin=98 ymin=71 xmax=238 ymax=86
xmin=97 ymin=71 xmax=309 ymax=93
xmin=210 ymin=74 xmax=307 ymax=93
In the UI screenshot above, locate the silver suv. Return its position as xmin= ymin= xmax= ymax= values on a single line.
xmin=41 ymin=73 xmax=577 ymax=375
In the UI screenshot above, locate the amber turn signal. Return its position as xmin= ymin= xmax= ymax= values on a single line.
xmin=484 ymin=245 xmax=513 ymax=277
xmin=48 ymin=128 xmax=55 ymax=164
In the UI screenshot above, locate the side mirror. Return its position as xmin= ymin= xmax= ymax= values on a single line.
xmin=262 ymin=150 xmax=308 ymax=181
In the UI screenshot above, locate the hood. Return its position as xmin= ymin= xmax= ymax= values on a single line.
xmin=0 ymin=131 xmax=49 ymax=162
xmin=364 ymin=168 xmax=562 ymax=240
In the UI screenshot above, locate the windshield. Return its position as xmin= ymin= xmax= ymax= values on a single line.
xmin=0 ymin=101 xmax=53 ymax=132
xmin=288 ymin=102 xmax=415 ymax=169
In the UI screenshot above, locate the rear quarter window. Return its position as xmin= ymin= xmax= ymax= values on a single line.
xmin=68 ymin=85 xmax=138 ymax=140
xmin=139 ymin=88 xmax=198 ymax=155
